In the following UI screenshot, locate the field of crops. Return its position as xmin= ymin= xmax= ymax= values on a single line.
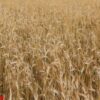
xmin=0 ymin=0 xmax=100 ymax=100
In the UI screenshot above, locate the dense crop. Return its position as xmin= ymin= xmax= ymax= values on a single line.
xmin=0 ymin=0 xmax=100 ymax=100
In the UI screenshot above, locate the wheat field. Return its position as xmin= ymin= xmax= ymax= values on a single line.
xmin=0 ymin=0 xmax=100 ymax=100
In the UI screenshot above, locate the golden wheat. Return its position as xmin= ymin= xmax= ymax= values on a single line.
xmin=0 ymin=0 xmax=100 ymax=100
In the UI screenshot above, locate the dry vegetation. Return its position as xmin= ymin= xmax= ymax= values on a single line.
xmin=0 ymin=0 xmax=100 ymax=100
